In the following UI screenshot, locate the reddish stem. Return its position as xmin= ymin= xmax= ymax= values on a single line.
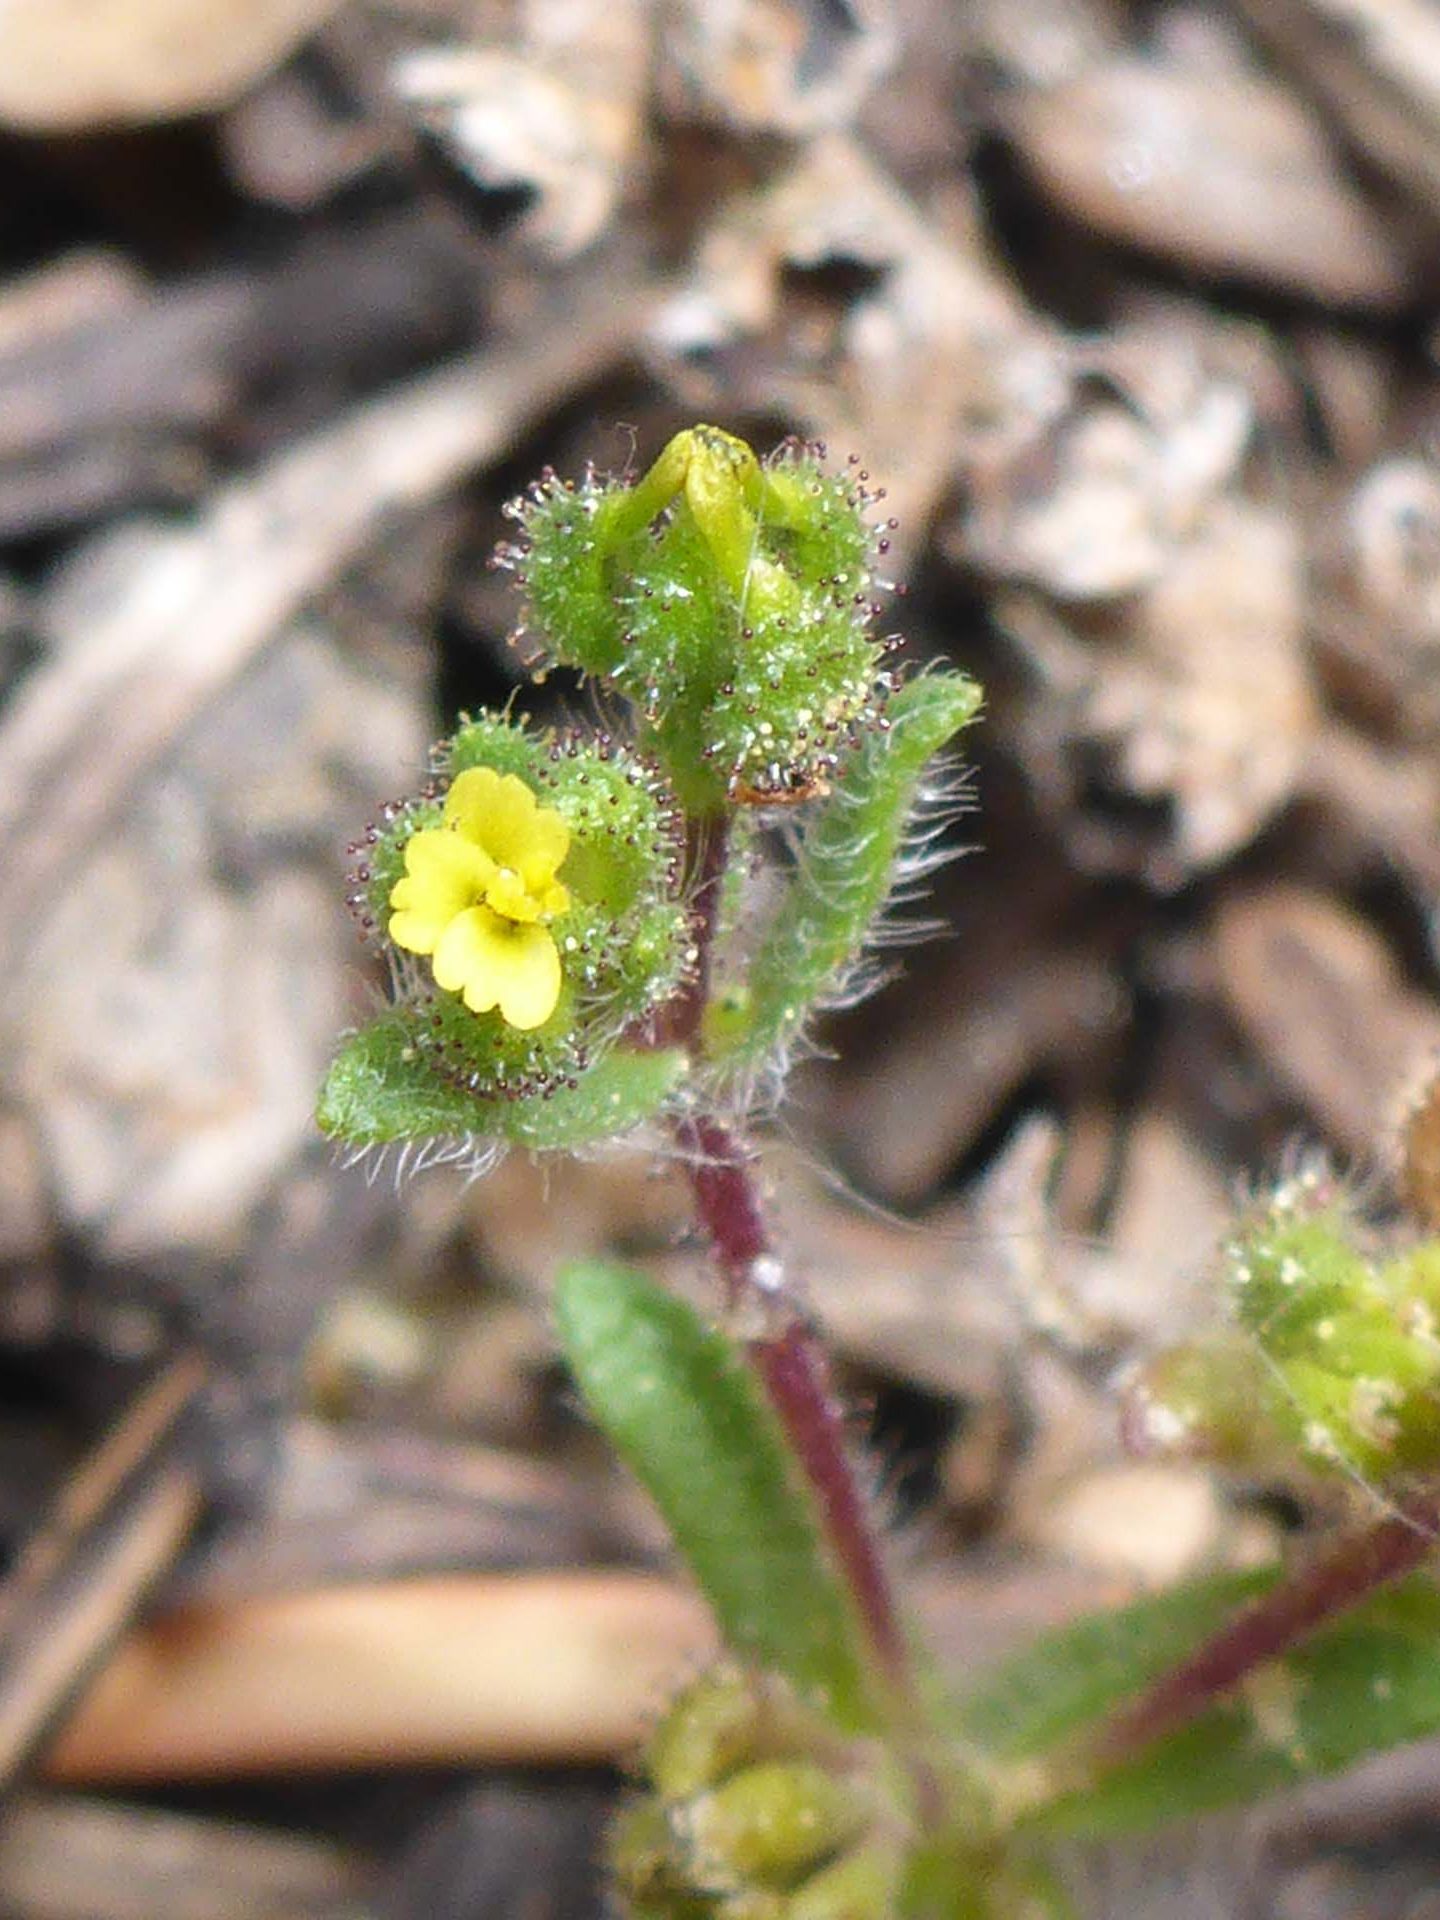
xmin=1098 ymin=1494 xmax=1440 ymax=1761
xmin=657 ymin=811 xmax=911 ymax=1693
xmin=674 ymin=1112 xmax=911 ymax=1691
xmin=653 ymin=814 xmax=730 ymax=1053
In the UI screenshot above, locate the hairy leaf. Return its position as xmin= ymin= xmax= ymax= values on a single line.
xmin=555 ymin=1260 xmax=877 ymax=1729
xmin=958 ymin=1569 xmax=1274 ymax=1763
xmin=715 ymin=670 xmax=981 ymax=1078
xmin=317 ymin=1014 xmax=686 ymax=1151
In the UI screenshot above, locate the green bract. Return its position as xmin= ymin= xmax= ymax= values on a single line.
xmin=708 ymin=671 xmax=982 ymax=1088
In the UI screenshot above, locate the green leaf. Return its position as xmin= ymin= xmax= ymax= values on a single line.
xmin=317 ymin=1014 xmax=687 ymax=1152
xmin=958 ymin=1570 xmax=1440 ymax=1840
xmin=1033 ymin=1710 xmax=1293 ymax=1838
xmin=715 ymin=670 xmax=981 ymax=1077
xmin=555 ymin=1260 xmax=877 ymax=1730
xmin=956 ymin=1570 xmax=1275 ymax=1762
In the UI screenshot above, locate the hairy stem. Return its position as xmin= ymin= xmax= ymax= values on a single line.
xmin=663 ymin=811 xmax=912 ymax=1696
xmin=654 ymin=813 xmax=730 ymax=1053
xmin=674 ymin=1117 xmax=911 ymax=1693
xmin=1098 ymin=1494 xmax=1440 ymax=1761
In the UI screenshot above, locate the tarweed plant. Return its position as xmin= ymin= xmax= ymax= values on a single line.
xmin=321 ymin=428 xmax=1440 ymax=1917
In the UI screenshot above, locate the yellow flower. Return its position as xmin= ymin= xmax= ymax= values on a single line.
xmin=389 ymin=768 xmax=571 ymax=1031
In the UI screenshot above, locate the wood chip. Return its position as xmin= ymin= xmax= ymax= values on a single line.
xmin=998 ymin=44 xmax=1417 ymax=308
xmin=1214 ymin=887 xmax=1440 ymax=1161
xmin=0 ymin=0 xmax=345 ymax=130
xmin=44 ymin=1573 xmax=715 ymax=1780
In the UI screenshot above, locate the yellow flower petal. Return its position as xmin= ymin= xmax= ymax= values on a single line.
xmin=493 ymin=925 xmax=563 ymax=1030
xmin=389 ymin=829 xmax=495 ymax=954
xmin=444 ymin=769 xmax=530 ymax=866
xmin=518 ymin=808 xmax=570 ymax=889
xmin=444 ymin=767 xmax=570 ymax=891
xmin=432 ymin=906 xmax=561 ymax=1030
xmin=443 ymin=766 xmax=503 ymax=837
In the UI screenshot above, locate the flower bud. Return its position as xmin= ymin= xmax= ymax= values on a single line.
xmin=504 ymin=428 xmax=897 ymax=809
xmin=1138 ymin=1169 xmax=1440 ymax=1487
xmin=610 ymin=1667 xmax=910 ymax=1920
xmin=684 ymin=1761 xmax=870 ymax=1894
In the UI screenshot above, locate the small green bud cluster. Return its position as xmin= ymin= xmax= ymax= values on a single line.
xmin=499 ymin=427 xmax=901 ymax=811
xmin=1130 ymin=1165 xmax=1440 ymax=1486
xmin=611 ymin=1667 xmax=911 ymax=1920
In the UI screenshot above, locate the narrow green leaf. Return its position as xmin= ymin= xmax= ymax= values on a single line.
xmin=956 ymin=1569 xmax=1275 ymax=1762
xmin=959 ymin=1570 xmax=1440 ymax=1840
xmin=555 ymin=1260 xmax=876 ymax=1729
xmin=716 ymin=670 xmax=981 ymax=1077
xmin=317 ymin=1014 xmax=687 ymax=1152
xmin=1034 ymin=1710 xmax=1293 ymax=1838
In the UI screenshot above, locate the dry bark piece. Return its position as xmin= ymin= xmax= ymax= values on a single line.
xmin=1232 ymin=0 xmax=1440 ymax=216
xmin=0 ymin=1795 xmax=362 ymax=1920
xmin=220 ymin=59 xmax=388 ymax=209
xmin=962 ymin=326 xmax=1254 ymax=600
xmin=1398 ymin=1059 xmax=1440 ymax=1230
xmin=183 ymin=1420 xmax=648 ymax=1596
xmin=1296 ymin=726 xmax=1440 ymax=921
xmin=996 ymin=43 xmax=1417 ymax=309
xmin=0 ymin=252 xmax=147 ymax=362
xmin=0 ymin=212 xmax=489 ymax=541
xmin=12 ymin=630 xmax=427 ymax=1260
xmin=821 ymin=935 xmax=1128 ymax=1201
xmin=1213 ymin=887 xmax=1440 ymax=1161
xmin=394 ymin=0 xmax=651 ymax=258
xmin=0 ymin=1108 xmax=52 ymax=1268
xmin=1003 ymin=498 xmax=1313 ymax=888
xmin=1314 ymin=457 xmax=1440 ymax=741
xmin=462 ymin=1147 xmax=689 ymax=1302
xmin=959 ymin=0 xmax=1123 ymax=88
xmin=1019 ymin=1460 xmax=1227 ymax=1586
xmin=44 ymin=1573 xmax=715 ymax=1780
xmin=1292 ymin=326 xmax=1399 ymax=471
xmin=0 ymin=1357 xmax=207 ymax=1795
xmin=0 ymin=0 xmax=344 ymax=130
xmin=660 ymin=0 xmax=896 ymax=135
xmin=655 ymin=133 xmax=1060 ymax=551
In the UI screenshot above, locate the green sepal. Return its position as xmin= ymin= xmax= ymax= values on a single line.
xmin=317 ymin=1013 xmax=687 ymax=1152
xmin=554 ymin=1260 xmax=878 ymax=1730
xmin=1227 ymin=1194 xmax=1373 ymax=1352
xmin=786 ymin=1842 xmax=906 ymax=1919
xmin=509 ymin=474 xmax=631 ymax=677
xmin=712 ymin=670 xmax=981 ymax=1080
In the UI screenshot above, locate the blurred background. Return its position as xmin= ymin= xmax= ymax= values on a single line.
xmin=3 ymin=0 xmax=1440 ymax=1914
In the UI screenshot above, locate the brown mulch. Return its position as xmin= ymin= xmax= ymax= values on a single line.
xmin=4 ymin=2 xmax=1440 ymax=1914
